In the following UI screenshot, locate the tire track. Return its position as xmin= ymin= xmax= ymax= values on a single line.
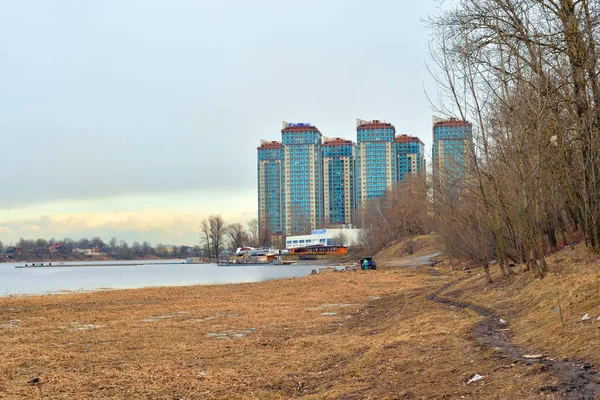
xmin=427 ymin=279 xmax=600 ymax=399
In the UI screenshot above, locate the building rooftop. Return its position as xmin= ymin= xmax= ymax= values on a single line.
xmin=323 ymin=137 xmax=356 ymax=147
xmin=433 ymin=117 xmax=472 ymax=128
xmin=257 ymin=140 xmax=282 ymax=150
xmin=281 ymin=121 xmax=322 ymax=135
xmin=356 ymin=119 xmax=396 ymax=131
xmin=395 ymin=134 xmax=424 ymax=145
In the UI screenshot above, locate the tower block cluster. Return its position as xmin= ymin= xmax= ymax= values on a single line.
xmin=258 ymin=119 xmax=430 ymax=236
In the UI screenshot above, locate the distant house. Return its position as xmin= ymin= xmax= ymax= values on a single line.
xmin=49 ymin=243 xmax=64 ymax=254
xmin=73 ymin=247 xmax=101 ymax=255
xmin=6 ymin=247 xmax=23 ymax=255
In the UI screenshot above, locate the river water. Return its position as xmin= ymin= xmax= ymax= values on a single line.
xmin=0 ymin=260 xmax=322 ymax=296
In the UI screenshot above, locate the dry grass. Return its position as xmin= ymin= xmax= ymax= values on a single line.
xmin=0 ymin=266 xmax=554 ymax=399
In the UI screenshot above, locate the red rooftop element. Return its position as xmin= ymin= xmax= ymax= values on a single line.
xmin=281 ymin=124 xmax=322 ymax=136
xmin=433 ymin=117 xmax=472 ymax=128
xmin=356 ymin=120 xmax=396 ymax=132
xmin=323 ymin=138 xmax=356 ymax=147
xmin=395 ymin=134 xmax=424 ymax=145
xmin=257 ymin=140 xmax=282 ymax=150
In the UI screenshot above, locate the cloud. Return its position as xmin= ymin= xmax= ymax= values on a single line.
xmin=0 ymin=209 xmax=253 ymax=246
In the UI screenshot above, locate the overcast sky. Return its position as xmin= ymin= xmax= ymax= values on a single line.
xmin=0 ymin=0 xmax=448 ymax=246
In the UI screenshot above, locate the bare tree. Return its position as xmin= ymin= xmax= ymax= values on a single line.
xmin=247 ymin=218 xmax=259 ymax=247
xmin=227 ymin=222 xmax=248 ymax=251
xmin=200 ymin=215 xmax=227 ymax=258
xmin=209 ymin=215 xmax=226 ymax=258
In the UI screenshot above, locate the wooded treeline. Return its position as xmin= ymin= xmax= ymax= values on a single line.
xmin=428 ymin=0 xmax=600 ymax=280
xmin=1 ymin=217 xmax=263 ymax=261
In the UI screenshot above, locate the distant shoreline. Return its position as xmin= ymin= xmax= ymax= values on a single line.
xmin=1 ymin=255 xmax=199 ymax=264
xmin=14 ymin=261 xmax=186 ymax=268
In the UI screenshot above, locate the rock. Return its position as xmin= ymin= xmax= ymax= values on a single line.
xmin=27 ymin=377 xmax=40 ymax=386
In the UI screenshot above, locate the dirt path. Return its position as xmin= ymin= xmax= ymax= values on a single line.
xmin=427 ymin=279 xmax=600 ymax=399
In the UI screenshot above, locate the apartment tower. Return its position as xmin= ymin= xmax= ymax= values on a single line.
xmin=432 ymin=117 xmax=473 ymax=197
xmin=281 ymin=122 xmax=324 ymax=235
xmin=257 ymin=140 xmax=283 ymax=234
xmin=356 ymin=119 xmax=397 ymax=206
xmin=322 ymin=138 xmax=356 ymax=226
xmin=395 ymin=134 xmax=425 ymax=183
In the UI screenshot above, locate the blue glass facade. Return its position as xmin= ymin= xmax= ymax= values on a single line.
xmin=281 ymin=123 xmax=323 ymax=235
xmin=323 ymin=139 xmax=356 ymax=226
xmin=395 ymin=135 xmax=425 ymax=183
xmin=356 ymin=120 xmax=397 ymax=206
xmin=257 ymin=142 xmax=283 ymax=234
xmin=432 ymin=118 xmax=473 ymax=197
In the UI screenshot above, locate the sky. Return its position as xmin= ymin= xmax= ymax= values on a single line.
xmin=0 ymin=0 xmax=449 ymax=246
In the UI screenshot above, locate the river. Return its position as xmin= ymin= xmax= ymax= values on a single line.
xmin=0 ymin=260 xmax=323 ymax=296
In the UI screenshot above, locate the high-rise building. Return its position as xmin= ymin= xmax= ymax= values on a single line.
xmin=257 ymin=140 xmax=283 ymax=234
xmin=322 ymin=138 xmax=356 ymax=226
xmin=281 ymin=122 xmax=324 ymax=235
xmin=356 ymin=119 xmax=397 ymax=206
xmin=432 ymin=117 xmax=473 ymax=196
xmin=395 ymin=134 xmax=425 ymax=182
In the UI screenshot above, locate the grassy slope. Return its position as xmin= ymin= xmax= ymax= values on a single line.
xmin=374 ymin=234 xmax=438 ymax=262
xmin=444 ymin=243 xmax=600 ymax=366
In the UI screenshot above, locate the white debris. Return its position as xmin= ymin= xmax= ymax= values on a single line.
xmin=597 ymin=316 xmax=600 ymax=321
xmin=581 ymin=314 xmax=591 ymax=321
xmin=523 ymin=354 xmax=544 ymax=359
xmin=499 ymin=318 xmax=507 ymax=325
xmin=467 ymin=374 xmax=483 ymax=384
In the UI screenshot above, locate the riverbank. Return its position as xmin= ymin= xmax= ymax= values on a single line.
xmin=0 ymin=254 xmax=188 ymax=263
xmin=15 ymin=261 xmax=184 ymax=268
xmin=1 ymin=260 xmax=582 ymax=399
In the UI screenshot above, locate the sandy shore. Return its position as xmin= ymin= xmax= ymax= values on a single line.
xmin=0 ymin=264 xmax=565 ymax=399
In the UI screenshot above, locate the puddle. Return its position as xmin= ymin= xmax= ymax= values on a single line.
xmin=321 ymin=312 xmax=338 ymax=316
xmin=65 ymin=322 xmax=105 ymax=331
xmin=139 ymin=311 xmax=189 ymax=322
xmin=185 ymin=313 xmax=238 ymax=323
xmin=0 ymin=320 xmax=20 ymax=329
xmin=308 ymin=303 xmax=362 ymax=311
xmin=204 ymin=330 xmax=252 ymax=339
